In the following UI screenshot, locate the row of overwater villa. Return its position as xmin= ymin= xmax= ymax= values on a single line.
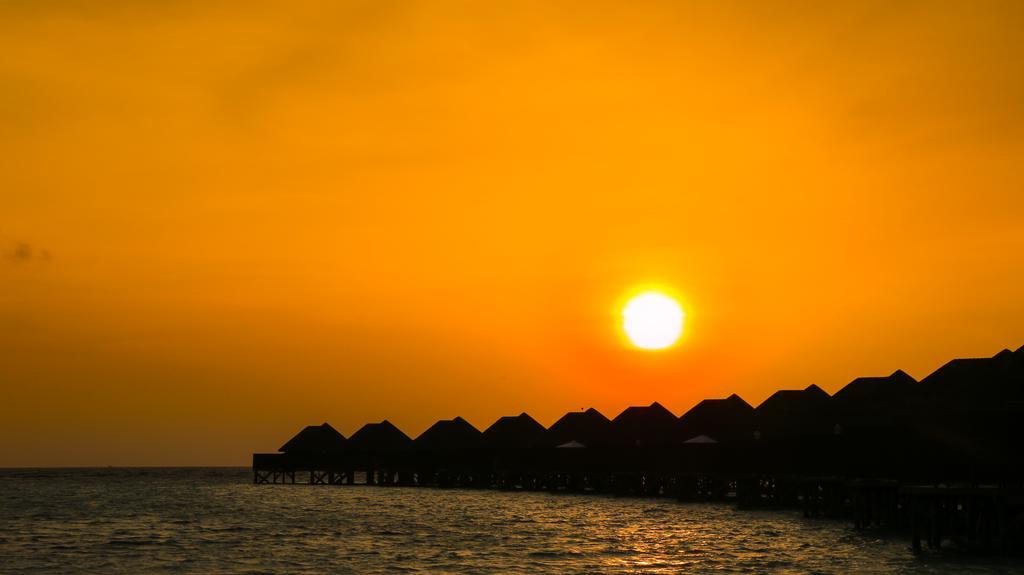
xmin=253 ymin=345 xmax=1024 ymax=554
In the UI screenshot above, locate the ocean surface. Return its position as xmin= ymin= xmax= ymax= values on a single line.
xmin=1 ymin=468 xmax=1022 ymax=574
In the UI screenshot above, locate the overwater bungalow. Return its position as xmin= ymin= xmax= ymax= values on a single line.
xmin=543 ymin=407 xmax=613 ymax=448
xmin=677 ymin=394 xmax=755 ymax=443
xmin=755 ymin=384 xmax=831 ymax=439
xmin=914 ymin=347 xmax=1024 ymax=463
xmin=920 ymin=347 xmax=1023 ymax=404
xmin=251 ymin=344 xmax=1024 ymax=554
xmin=481 ymin=413 xmax=546 ymax=449
xmin=830 ymin=370 xmax=917 ymax=436
xmin=832 ymin=370 xmax=916 ymax=406
xmin=611 ymin=401 xmax=678 ymax=446
xmin=415 ymin=416 xmax=482 ymax=450
xmin=278 ymin=422 xmax=348 ymax=455
xmin=348 ymin=420 xmax=413 ymax=452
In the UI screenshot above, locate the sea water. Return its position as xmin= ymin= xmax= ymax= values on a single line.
xmin=1 ymin=468 xmax=1021 ymax=574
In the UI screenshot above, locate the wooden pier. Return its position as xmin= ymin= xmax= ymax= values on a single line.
xmin=252 ymin=441 xmax=1024 ymax=555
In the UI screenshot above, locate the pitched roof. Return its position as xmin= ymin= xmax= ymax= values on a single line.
xmin=919 ymin=346 xmax=1023 ymax=387
xmin=919 ymin=346 xmax=1024 ymax=403
xmin=612 ymin=401 xmax=677 ymax=423
xmin=921 ymin=358 xmax=989 ymax=385
xmin=611 ymin=401 xmax=678 ymax=446
xmin=543 ymin=407 xmax=612 ymax=448
xmin=832 ymin=370 xmax=916 ymax=406
xmin=757 ymin=389 xmax=802 ymax=410
xmin=804 ymin=384 xmax=830 ymax=399
xmin=348 ymin=420 xmax=413 ymax=452
xmin=757 ymin=384 xmax=830 ymax=416
xmin=753 ymin=384 xmax=834 ymax=438
xmin=677 ymin=394 xmax=756 ymax=442
xmin=680 ymin=394 xmax=754 ymax=424
xmin=415 ymin=416 xmax=482 ymax=450
xmin=482 ymin=413 xmax=546 ymax=448
xmin=278 ymin=422 xmax=347 ymax=454
xmin=890 ymin=369 xmax=916 ymax=384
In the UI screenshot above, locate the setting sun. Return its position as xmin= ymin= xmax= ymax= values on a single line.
xmin=621 ymin=291 xmax=685 ymax=350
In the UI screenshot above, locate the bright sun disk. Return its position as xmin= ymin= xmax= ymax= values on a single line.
xmin=621 ymin=291 xmax=685 ymax=350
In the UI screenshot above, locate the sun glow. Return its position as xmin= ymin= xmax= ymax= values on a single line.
xmin=621 ymin=291 xmax=685 ymax=350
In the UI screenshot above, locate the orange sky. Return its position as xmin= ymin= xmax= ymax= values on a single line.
xmin=2 ymin=1 xmax=1023 ymax=466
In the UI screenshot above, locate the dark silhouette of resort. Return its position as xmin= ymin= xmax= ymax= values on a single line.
xmin=254 ymin=345 xmax=1024 ymax=553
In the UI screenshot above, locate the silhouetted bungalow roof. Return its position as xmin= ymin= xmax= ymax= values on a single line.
xmin=921 ymin=348 xmax=1020 ymax=385
xmin=415 ymin=416 xmax=482 ymax=450
xmin=482 ymin=413 xmax=546 ymax=449
xmin=919 ymin=347 xmax=1024 ymax=405
xmin=910 ymin=346 xmax=1024 ymax=455
xmin=921 ymin=357 xmax=989 ymax=387
xmin=755 ymin=385 xmax=832 ymax=439
xmin=805 ymin=383 xmax=829 ymax=397
xmin=543 ymin=408 xmax=613 ymax=448
xmin=832 ymin=369 xmax=917 ymax=408
xmin=611 ymin=401 xmax=678 ymax=446
xmin=278 ymin=422 xmax=347 ymax=454
xmin=827 ymin=370 xmax=921 ymax=435
xmin=677 ymin=394 xmax=755 ymax=443
xmin=348 ymin=420 xmax=413 ymax=452
xmin=757 ymin=384 xmax=830 ymax=417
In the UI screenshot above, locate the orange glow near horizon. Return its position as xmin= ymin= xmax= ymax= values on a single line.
xmin=1 ymin=1 xmax=1023 ymax=466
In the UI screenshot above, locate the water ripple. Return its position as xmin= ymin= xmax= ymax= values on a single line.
xmin=1 ymin=468 xmax=1023 ymax=574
